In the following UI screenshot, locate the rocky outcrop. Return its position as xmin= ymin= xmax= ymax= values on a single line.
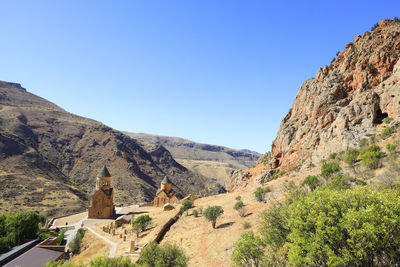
xmin=271 ymin=19 xmax=400 ymax=170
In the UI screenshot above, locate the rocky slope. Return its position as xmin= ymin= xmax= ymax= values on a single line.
xmin=227 ymin=18 xmax=400 ymax=189
xmin=125 ymin=133 xmax=260 ymax=183
xmin=0 ymin=82 xmax=224 ymax=216
xmin=271 ymin=19 xmax=400 ymax=170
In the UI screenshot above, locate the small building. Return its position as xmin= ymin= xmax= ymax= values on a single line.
xmin=153 ymin=176 xmax=180 ymax=207
xmin=2 ymin=238 xmax=65 ymax=267
xmin=88 ymin=165 xmax=115 ymax=219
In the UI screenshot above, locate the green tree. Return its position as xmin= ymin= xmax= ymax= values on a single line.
xmin=360 ymin=144 xmax=385 ymax=169
xmin=132 ymin=222 xmax=142 ymax=238
xmin=234 ymin=200 xmax=245 ymax=217
xmin=0 ymin=211 xmax=46 ymax=253
xmin=231 ymin=231 xmax=264 ymax=267
xmin=132 ymin=215 xmax=152 ymax=232
xmin=301 ymin=175 xmax=319 ymax=191
xmin=203 ymin=206 xmax=224 ymax=229
xmin=180 ymin=200 xmax=194 ymax=216
xmin=57 ymin=228 xmax=67 ymax=245
xmin=321 ymin=160 xmax=341 ymax=178
xmin=140 ymin=241 xmax=187 ymax=267
xmin=344 ymin=148 xmax=359 ymax=165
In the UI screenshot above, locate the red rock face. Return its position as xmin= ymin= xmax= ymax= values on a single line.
xmin=271 ymin=19 xmax=400 ymax=170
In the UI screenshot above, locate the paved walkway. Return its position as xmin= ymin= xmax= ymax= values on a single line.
xmin=64 ymin=215 xmax=88 ymax=251
xmin=87 ymin=227 xmax=118 ymax=257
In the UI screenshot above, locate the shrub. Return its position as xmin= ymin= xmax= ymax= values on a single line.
xmin=308 ymin=162 xmax=316 ymax=168
xmin=234 ymin=200 xmax=245 ymax=217
xmin=359 ymin=138 xmax=368 ymax=147
xmin=370 ymin=134 xmax=376 ymax=144
xmin=321 ymin=160 xmax=341 ymax=178
xmin=68 ymin=228 xmax=85 ymax=254
xmin=329 ymin=152 xmax=338 ymax=160
xmin=140 ymin=241 xmax=187 ymax=267
xmin=180 ymin=200 xmax=194 ymax=215
xmin=386 ymin=143 xmax=397 ymax=153
xmin=231 ymin=231 xmax=264 ymax=267
xmin=192 ymin=209 xmax=199 ymax=217
xmin=384 ymin=117 xmax=394 ymax=124
xmin=367 ymin=63 xmax=377 ymax=73
xmin=344 ymin=148 xmax=359 ymax=164
xmin=301 ymin=175 xmax=319 ymax=191
xmin=278 ymin=170 xmax=286 ymax=176
xmin=235 ymin=196 xmax=241 ymax=201
xmin=355 ymin=179 xmax=367 ymax=186
xmin=381 ymin=126 xmax=394 ymax=138
xmin=89 ymin=256 xmax=135 ymax=267
xmin=323 ymin=173 xmax=351 ymax=190
xmin=57 ymin=228 xmax=67 ymax=245
xmin=242 ymin=221 xmax=251 ymax=230
xmin=360 ymin=145 xmax=385 ymax=169
xmin=254 ymin=187 xmax=267 ymax=202
xmin=203 ymin=206 xmax=224 ymax=229
xmin=259 ymin=187 xmax=400 ymax=266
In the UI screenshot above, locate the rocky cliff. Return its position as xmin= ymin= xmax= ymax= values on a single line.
xmin=0 ymin=82 xmax=224 ymax=216
xmin=271 ymin=19 xmax=400 ymax=171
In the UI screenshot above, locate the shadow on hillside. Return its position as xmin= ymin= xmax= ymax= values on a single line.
xmin=244 ymin=212 xmax=253 ymax=217
xmin=127 ymin=211 xmax=149 ymax=216
xmin=217 ymin=222 xmax=234 ymax=229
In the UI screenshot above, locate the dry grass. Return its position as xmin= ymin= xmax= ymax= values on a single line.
xmin=70 ymin=230 xmax=110 ymax=266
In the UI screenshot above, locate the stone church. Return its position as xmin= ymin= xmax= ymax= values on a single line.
xmin=153 ymin=176 xmax=180 ymax=207
xmin=88 ymin=165 xmax=115 ymax=219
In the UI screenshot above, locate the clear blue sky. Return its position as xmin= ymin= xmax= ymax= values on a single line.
xmin=0 ymin=1 xmax=399 ymax=153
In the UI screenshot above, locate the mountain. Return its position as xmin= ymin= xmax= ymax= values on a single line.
xmin=0 ymin=82 xmax=224 ymax=216
xmin=124 ymin=133 xmax=261 ymax=183
xmin=228 ymin=18 xmax=400 ymax=189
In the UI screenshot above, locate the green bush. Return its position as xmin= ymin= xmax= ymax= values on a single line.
xmin=57 ymin=228 xmax=67 ymax=245
xmin=68 ymin=228 xmax=85 ymax=254
xmin=231 ymin=231 xmax=264 ymax=267
xmin=360 ymin=145 xmax=385 ymax=169
xmin=234 ymin=200 xmax=245 ymax=217
xmin=192 ymin=209 xmax=199 ymax=217
xmin=301 ymin=175 xmax=319 ymax=191
xmin=235 ymin=196 xmax=241 ymax=201
xmin=254 ymin=187 xmax=267 ymax=202
xmin=180 ymin=200 xmax=194 ymax=215
xmin=140 ymin=241 xmax=187 ymax=267
xmin=203 ymin=206 xmax=224 ymax=229
xmin=329 ymin=152 xmax=338 ymax=160
xmin=257 ymin=186 xmax=400 ymax=266
xmin=355 ymin=179 xmax=367 ymax=186
xmin=89 ymin=256 xmax=135 ymax=267
xmin=386 ymin=143 xmax=397 ymax=153
xmin=381 ymin=126 xmax=394 ymax=138
xmin=321 ymin=160 xmax=341 ymax=178
xmin=359 ymin=138 xmax=369 ymax=147
xmin=384 ymin=117 xmax=394 ymax=124
xmin=323 ymin=173 xmax=350 ymax=190
xmin=344 ymin=148 xmax=359 ymax=164
xmin=278 ymin=170 xmax=286 ymax=176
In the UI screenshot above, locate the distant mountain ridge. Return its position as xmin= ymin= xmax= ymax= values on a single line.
xmin=0 ymin=81 xmax=224 ymax=216
xmin=125 ymin=132 xmax=261 ymax=183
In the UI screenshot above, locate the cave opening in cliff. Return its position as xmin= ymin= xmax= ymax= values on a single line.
xmin=373 ymin=108 xmax=388 ymax=124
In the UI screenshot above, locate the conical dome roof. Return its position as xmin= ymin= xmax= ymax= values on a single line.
xmin=161 ymin=175 xmax=172 ymax=184
xmin=97 ymin=165 xmax=111 ymax=178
